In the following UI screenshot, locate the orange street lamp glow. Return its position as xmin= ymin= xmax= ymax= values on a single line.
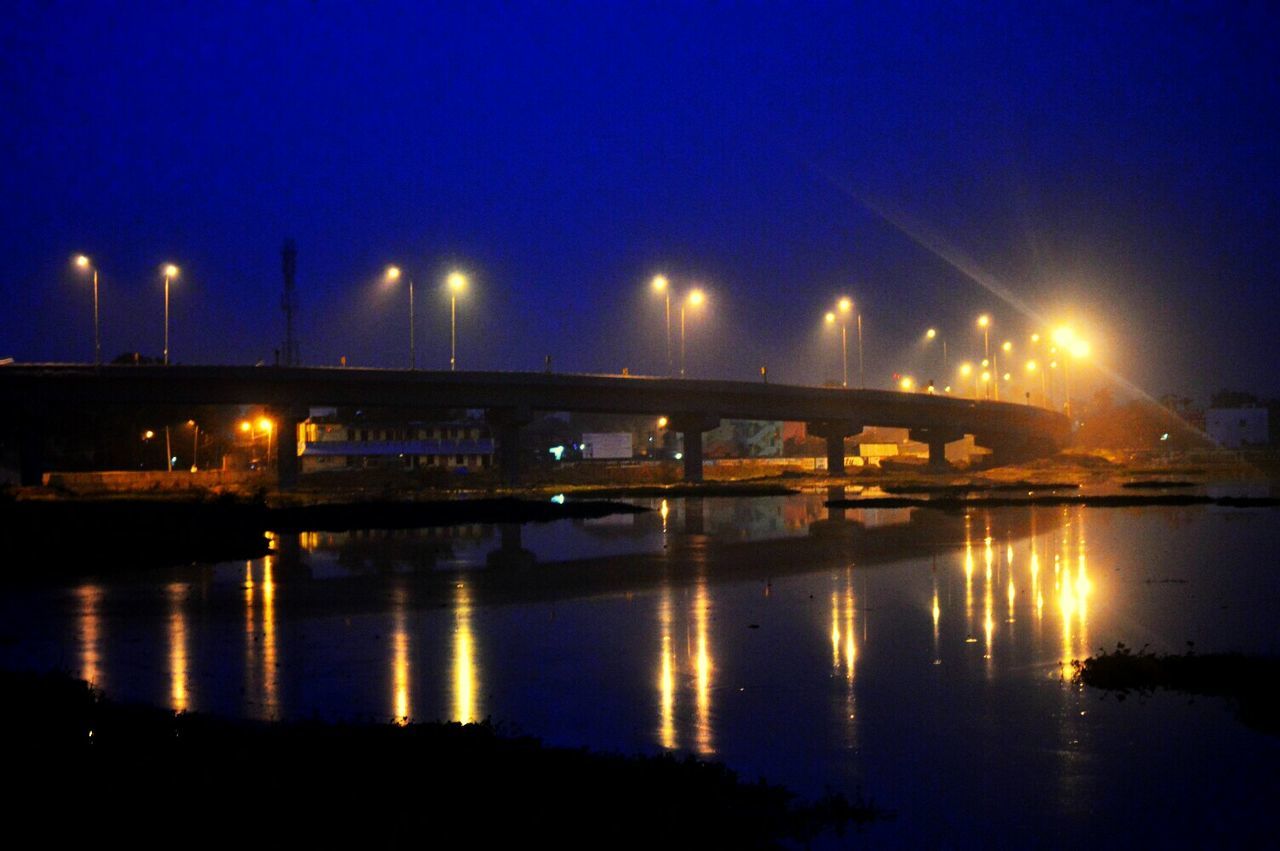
xmin=837 ymin=296 xmax=852 ymax=314
xmin=651 ymin=275 xmax=668 ymax=292
xmin=926 ymin=328 xmax=937 ymax=339
xmin=1002 ymin=340 xmax=1012 ymax=353
xmin=977 ymin=315 xmax=990 ymax=328
xmin=899 ymin=376 xmax=915 ymax=391
xmin=257 ymin=417 xmax=273 ymax=433
xmin=679 ymin=289 xmax=706 ymax=376
xmin=73 ymin=254 xmax=101 ymax=364
xmin=687 ymin=289 xmax=704 ymax=307
xmin=959 ymin=362 xmax=972 ymax=377
xmin=239 ymin=420 xmax=251 ymax=433
xmin=161 ymin=264 xmax=179 ymax=365
xmin=385 ymin=265 xmax=402 ymax=282
xmin=824 ymin=311 xmax=836 ymax=324
xmin=657 ymin=416 xmax=668 ymax=428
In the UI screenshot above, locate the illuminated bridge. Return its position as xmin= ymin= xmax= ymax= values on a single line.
xmin=0 ymin=364 xmax=1071 ymax=486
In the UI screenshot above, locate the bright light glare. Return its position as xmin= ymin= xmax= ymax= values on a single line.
xmin=385 ymin=265 xmax=402 ymax=282
xmin=687 ymin=289 xmax=704 ymax=307
xmin=1002 ymin=341 xmax=1012 ymax=353
xmin=257 ymin=417 xmax=273 ymax=433
xmin=651 ymin=275 xmax=668 ymax=292
xmin=447 ymin=271 xmax=467 ymax=293
xmin=74 ymin=255 xmax=91 ymax=269
xmin=959 ymin=362 xmax=972 ymax=377
xmin=899 ymin=376 xmax=915 ymax=391
xmin=837 ymin=297 xmax=852 ymax=314
xmin=657 ymin=416 xmax=668 ymax=428
xmin=1026 ymin=360 xmax=1038 ymax=372
xmin=1070 ymin=340 xmax=1091 ymax=359
xmin=163 ymin=264 xmax=179 ymax=278
xmin=1052 ymin=326 xmax=1076 ymax=347
xmin=824 ymin=311 xmax=836 ymax=324
xmin=239 ymin=421 xmax=251 ymax=433
xmin=977 ymin=314 xmax=990 ymax=328
xmin=926 ymin=328 xmax=937 ymax=339
xmin=143 ymin=430 xmax=155 ymax=439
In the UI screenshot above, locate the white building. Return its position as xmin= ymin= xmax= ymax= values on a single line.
xmin=1206 ymin=407 xmax=1269 ymax=448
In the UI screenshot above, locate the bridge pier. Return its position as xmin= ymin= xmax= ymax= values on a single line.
xmin=666 ymin=413 xmax=720 ymax=482
xmin=487 ymin=407 xmax=533 ymax=486
xmin=808 ymin=420 xmax=863 ymax=476
xmin=272 ymin=406 xmax=308 ymax=490
xmin=909 ymin=428 xmax=964 ymax=470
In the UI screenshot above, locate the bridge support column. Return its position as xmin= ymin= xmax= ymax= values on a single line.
xmin=667 ymin=413 xmax=720 ymax=483
xmin=808 ymin=420 xmax=862 ymax=476
xmin=272 ymin=406 xmax=308 ymax=490
xmin=909 ymin=428 xmax=965 ymax=470
xmin=487 ymin=407 xmax=534 ymax=486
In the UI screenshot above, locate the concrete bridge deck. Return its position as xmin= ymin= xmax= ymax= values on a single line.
xmin=0 ymin=364 xmax=1071 ymax=485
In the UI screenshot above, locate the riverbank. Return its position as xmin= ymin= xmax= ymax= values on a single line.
xmin=1 ymin=669 xmax=883 ymax=845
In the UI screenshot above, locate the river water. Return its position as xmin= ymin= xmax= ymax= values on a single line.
xmin=3 ymin=493 xmax=1278 ymax=846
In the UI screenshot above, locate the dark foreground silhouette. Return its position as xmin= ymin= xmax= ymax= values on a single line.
xmin=0 ymin=670 xmax=885 ymax=846
xmin=1073 ymin=644 xmax=1280 ymax=735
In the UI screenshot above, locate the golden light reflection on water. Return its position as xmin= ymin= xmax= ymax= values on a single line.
xmin=76 ymin=584 xmax=104 ymax=688
xmin=392 ymin=584 xmax=411 ymax=725
xmin=167 ymin=582 xmax=190 ymax=712
xmin=453 ymin=580 xmax=479 ymax=724
xmin=658 ymin=587 xmax=676 ymax=749
xmin=693 ymin=578 xmax=714 ymax=755
xmin=932 ymin=571 xmax=941 ymax=665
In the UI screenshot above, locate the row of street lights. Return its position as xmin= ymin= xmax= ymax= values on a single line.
xmin=651 ymin=276 xmax=705 ymax=377
xmin=74 ymin=256 xmax=180 ymax=365
xmin=383 ymin=266 xmax=468 ymax=370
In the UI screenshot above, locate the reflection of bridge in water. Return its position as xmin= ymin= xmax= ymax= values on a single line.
xmin=240 ymin=497 xmax=1071 ymax=616
xmin=2 ymin=364 xmax=1070 ymax=485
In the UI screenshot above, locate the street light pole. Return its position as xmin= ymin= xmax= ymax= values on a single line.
xmin=162 ymin=264 xmax=179 ymax=365
xmin=409 ymin=276 xmax=416 ymax=370
xmin=447 ymin=271 xmax=467 ymax=371
xmin=652 ymin=275 xmax=672 ymax=375
xmin=857 ymin=312 xmax=864 ymax=389
xmin=75 ymin=256 xmax=101 ymax=365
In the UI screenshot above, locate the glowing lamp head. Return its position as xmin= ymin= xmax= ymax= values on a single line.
xmin=977 ymin=314 xmax=990 ymax=328
xmin=74 ymin=255 xmax=91 ymax=270
xmin=143 ymin=430 xmax=155 ymax=440
xmin=1026 ymin=360 xmax=1038 ymax=373
xmin=1031 ymin=333 xmax=1041 ymax=344
xmin=837 ymin=297 xmax=852 ymax=314
xmin=651 ymin=275 xmax=668 ymax=292
xmin=447 ymin=271 xmax=467 ymax=293
xmin=959 ymin=362 xmax=972 ymax=377
xmin=926 ymin=328 xmax=937 ymax=340
xmin=1070 ymin=340 xmax=1090 ymax=359
xmin=824 ymin=311 xmax=836 ymax=324
xmin=687 ymin=289 xmax=704 ymax=307
xmin=163 ymin=264 xmax=179 ymax=278
xmin=257 ymin=417 xmax=273 ymax=433
xmin=1052 ymin=326 xmax=1075 ymax=347
xmin=899 ymin=376 xmax=914 ymax=391
xmin=657 ymin=416 xmax=668 ymax=428
xmin=239 ymin=421 xmax=252 ymax=433
xmin=981 ymin=371 xmax=991 ymax=383
xmin=1002 ymin=341 xmax=1012 ymax=353
xmin=385 ymin=265 xmax=402 ymax=282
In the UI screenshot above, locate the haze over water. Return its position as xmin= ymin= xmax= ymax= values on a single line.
xmin=4 ymin=494 xmax=1278 ymax=846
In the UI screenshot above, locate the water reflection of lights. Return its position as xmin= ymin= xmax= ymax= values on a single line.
xmin=167 ymin=582 xmax=190 ymax=712
xmin=932 ymin=571 xmax=942 ymax=665
xmin=392 ymin=584 xmax=411 ymax=725
xmin=658 ymin=588 xmax=677 ymax=749
xmin=693 ymin=579 xmax=714 ymax=755
xmin=453 ymin=581 xmax=479 ymax=724
xmin=660 ymin=499 xmax=669 ymax=534
xmin=76 ymin=584 xmax=104 ymax=688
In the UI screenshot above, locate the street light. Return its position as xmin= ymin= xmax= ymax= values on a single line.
xmin=385 ymin=265 xmax=416 ymax=369
xmin=73 ymin=255 xmax=101 ymax=365
xmin=652 ymin=275 xmax=672 ymax=375
xmin=447 ymin=271 xmax=467 ymax=371
xmin=924 ymin=327 xmax=947 ymax=381
xmin=680 ymin=289 xmax=705 ymax=377
xmin=186 ymin=419 xmax=199 ymax=472
xmin=824 ymin=297 xmax=855 ymax=387
xmin=162 ymin=264 xmax=179 ymax=365
xmin=257 ymin=416 xmax=274 ymax=468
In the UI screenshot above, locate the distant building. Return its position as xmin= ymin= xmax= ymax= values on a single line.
xmin=1206 ymin=407 xmax=1269 ymax=448
xmin=704 ymin=420 xmax=784 ymax=458
xmin=300 ymin=410 xmax=494 ymax=473
xmin=581 ymin=432 xmax=633 ymax=459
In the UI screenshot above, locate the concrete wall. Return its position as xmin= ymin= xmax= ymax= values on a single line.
xmin=43 ymin=470 xmax=267 ymax=494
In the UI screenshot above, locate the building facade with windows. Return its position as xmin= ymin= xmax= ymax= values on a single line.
xmin=299 ymin=411 xmax=494 ymax=473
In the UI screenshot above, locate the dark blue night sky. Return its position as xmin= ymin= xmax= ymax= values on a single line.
xmin=3 ymin=1 xmax=1276 ymax=400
